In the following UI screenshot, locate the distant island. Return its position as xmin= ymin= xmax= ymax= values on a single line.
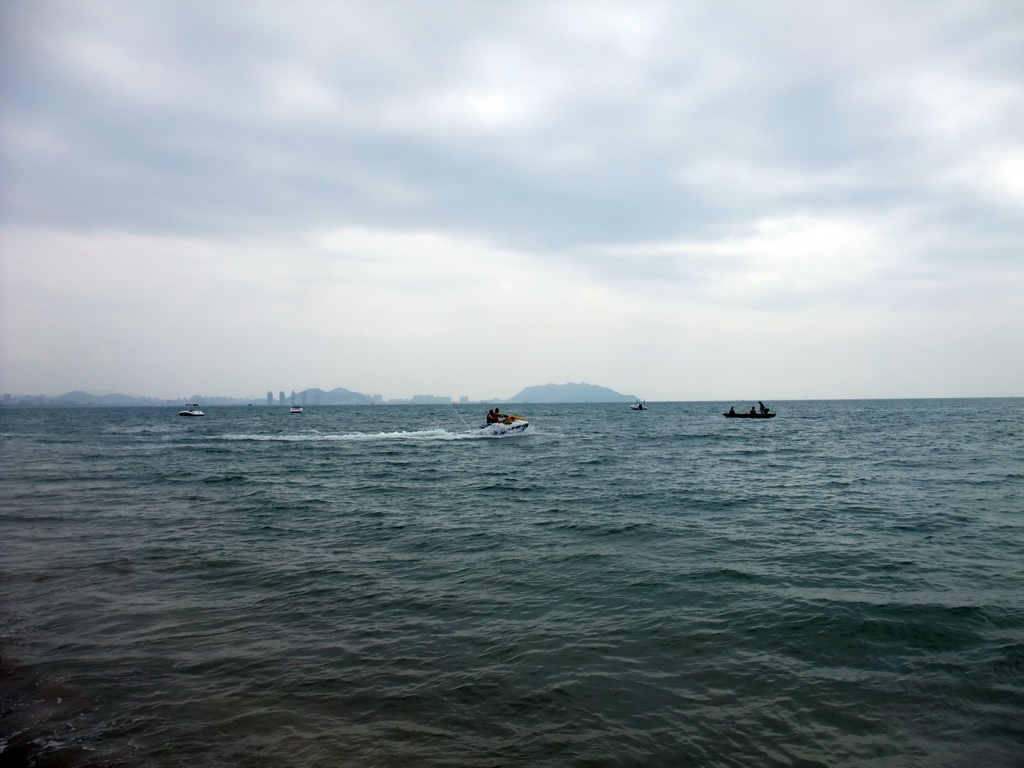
xmin=32 ymin=387 xmax=375 ymax=407
xmin=504 ymin=382 xmax=635 ymax=403
xmin=3 ymin=381 xmax=637 ymax=407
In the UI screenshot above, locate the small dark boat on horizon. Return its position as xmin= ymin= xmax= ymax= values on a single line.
xmin=724 ymin=411 xmax=775 ymax=418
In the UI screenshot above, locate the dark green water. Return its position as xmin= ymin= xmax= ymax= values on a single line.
xmin=1 ymin=400 xmax=1022 ymax=766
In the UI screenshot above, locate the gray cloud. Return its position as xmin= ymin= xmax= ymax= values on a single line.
xmin=1 ymin=0 xmax=1022 ymax=399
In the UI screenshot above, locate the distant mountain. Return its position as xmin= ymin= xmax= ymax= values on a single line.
xmin=38 ymin=383 xmax=634 ymax=407
xmin=296 ymin=387 xmax=373 ymax=405
xmin=505 ymin=382 xmax=635 ymax=403
xmin=53 ymin=391 xmax=146 ymax=406
xmin=34 ymin=387 xmax=374 ymax=407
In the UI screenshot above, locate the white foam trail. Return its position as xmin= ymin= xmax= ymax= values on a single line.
xmin=217 ymin=427 xmax=531 ymax=442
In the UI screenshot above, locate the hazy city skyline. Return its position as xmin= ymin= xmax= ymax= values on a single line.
xmin=3 ymin=380 xmax=636 ymax=405
xmin=2 ymin=1 xmax=1022 ymax=401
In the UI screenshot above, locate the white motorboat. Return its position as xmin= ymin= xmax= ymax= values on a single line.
xmin=630 ymin=400 xmax=647 ymax=410
xmin=480 ymin=414 xmax=530 ymax=435
xmin=289 ymin=406 xmax=304 ymax=414
xmin=178 ymin=404 xmax=205 ymax=417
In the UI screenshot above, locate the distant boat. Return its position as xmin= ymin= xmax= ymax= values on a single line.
xmin=630 ymin=400 xmax=647 ymax=411
xmin=724 ymin=409 xmax=775 ymax=419
xmin=178 ymin=404 xmax=205 ymax=417
xmin=289 ymin=406 xmax=304 ymax=414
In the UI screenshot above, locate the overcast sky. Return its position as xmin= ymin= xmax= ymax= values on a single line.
xmin=2 ymin=0 xmax=1022 ymax=402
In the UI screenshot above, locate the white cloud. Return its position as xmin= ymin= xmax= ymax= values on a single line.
xmin=951 ymin=147 xmax=1024 ymax=208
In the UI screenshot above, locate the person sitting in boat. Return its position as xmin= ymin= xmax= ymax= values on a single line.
xmin=486 ymin=408 xmax=506 ymax=424
xmin=728 ymin=407 xmax=736 ymax=415
xmin=750 ymin=406 xmax=757 ymax=415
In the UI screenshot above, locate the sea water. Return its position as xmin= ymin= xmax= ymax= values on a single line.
xmin=1 ymin=399 xmax=1021 ymax=767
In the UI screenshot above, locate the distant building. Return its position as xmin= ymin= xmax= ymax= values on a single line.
xmin=410 ymin=395 xmax=452 ymax=404
xmin=266 ymin=391 xmax=273 ymax=406
xmin=279 ymin=391 xmax=286 ymax=405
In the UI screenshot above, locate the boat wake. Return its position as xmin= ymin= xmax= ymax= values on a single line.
xmin=219 ymin=426 xmax=531 ymax=443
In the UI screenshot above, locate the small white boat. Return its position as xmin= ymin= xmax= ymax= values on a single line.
xmin=289 ymin=406 xmax=304 ymax=414
xmin=178 ymin=404 xmax=205 ymax=417
xmin=480 ymin=414 xmax=530 ymax=435
xmin=630 ymin=400 xmax=647 ymax=411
